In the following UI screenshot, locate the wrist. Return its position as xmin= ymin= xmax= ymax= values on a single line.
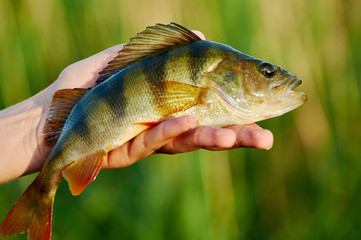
xmin=0 ymin=88 xmax=52 ymax=183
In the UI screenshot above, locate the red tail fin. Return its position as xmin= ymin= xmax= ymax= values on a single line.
xmin=0 ymin=175 xmax=57 ymax=240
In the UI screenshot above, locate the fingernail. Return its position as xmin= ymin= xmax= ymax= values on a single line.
xmin=265 ymin=143 xmax=273 ymax=150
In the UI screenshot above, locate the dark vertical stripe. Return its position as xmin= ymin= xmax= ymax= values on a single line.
xmin=71 ymin=102 xmax=92 ymax=141
xmin=93 ymin=72 xmax=127 ymax=120
xmin=188 ymin=41 xmax=212 ymax=84
xmin=144 ymin=51 xmax=169 ymax=116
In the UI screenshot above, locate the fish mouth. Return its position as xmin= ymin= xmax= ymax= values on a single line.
xmin=285 ymin=77 xmax=307 ymax=103
xmin=287 ymin=77 xmax=302 ymax=91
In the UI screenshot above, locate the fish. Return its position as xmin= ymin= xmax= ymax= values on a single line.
xmin=0 ymin=22 xmax=307 ymax=240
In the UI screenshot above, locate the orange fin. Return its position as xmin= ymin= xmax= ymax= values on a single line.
xmin=62 ymin=151 xmax=106 ymax=196
xmin=96 ymin=22 xmax=201 ymax=85
xmin=0 ymin=175 xmax=57 ymax=240
xmin=134 ymin=121 xmax=163 ymax=128
xmin=43 ymin=88 xmax=89 ymax=146
xmin=151 ymin=81 xmax=209 ymax=116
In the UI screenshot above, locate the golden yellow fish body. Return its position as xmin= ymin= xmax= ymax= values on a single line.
xmin=52 ymin=41 xmax=248 ymax=172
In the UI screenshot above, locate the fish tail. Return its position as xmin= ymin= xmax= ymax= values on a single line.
xmin=0 ymin=174 xmax=60 ymax=240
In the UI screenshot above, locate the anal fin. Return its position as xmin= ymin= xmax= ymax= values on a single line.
xmin=62 ymin=151 xmax=106 ymax=196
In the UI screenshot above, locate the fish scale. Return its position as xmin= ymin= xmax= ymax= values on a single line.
xmin=0 ymin=22 xmax=306 ymax=240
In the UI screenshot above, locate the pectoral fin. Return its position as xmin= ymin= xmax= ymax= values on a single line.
xmin=151 ymin=81 xmax=208 ymax=117
xmin=62 ymin=151 xmax=106 ymax=196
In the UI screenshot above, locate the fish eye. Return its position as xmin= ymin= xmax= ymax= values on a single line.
xmin=259 ymin=62 xmax=276 ymax=78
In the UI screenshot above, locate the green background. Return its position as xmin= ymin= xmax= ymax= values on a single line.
xmin=0 ymin=0 xmax=360 ymax=239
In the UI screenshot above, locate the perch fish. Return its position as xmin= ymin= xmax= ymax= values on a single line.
xmin=0 ymin=22 xmax=307 ymax=240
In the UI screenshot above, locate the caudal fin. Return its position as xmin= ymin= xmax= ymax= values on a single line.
xmin=0 ymin=175 xmax=56 ymax=240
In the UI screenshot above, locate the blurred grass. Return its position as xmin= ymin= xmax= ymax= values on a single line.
xmin=1 ymin=0 xmax=361 ymax=239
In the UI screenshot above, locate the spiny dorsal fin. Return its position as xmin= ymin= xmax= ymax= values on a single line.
xmin=43 ymin=88 xmax=89 ymax=146
xmin=96 ymin=22 xmax=202 ymax=85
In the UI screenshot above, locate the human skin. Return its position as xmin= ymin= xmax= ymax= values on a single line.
xmin=0 ymin=31 xmax=273 ymax=184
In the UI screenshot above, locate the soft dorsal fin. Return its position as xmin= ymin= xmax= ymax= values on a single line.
xmin=43 ymin=88 xmax=89 ymax=146
xmin=96 ymin=22 xmax=202 ymax=85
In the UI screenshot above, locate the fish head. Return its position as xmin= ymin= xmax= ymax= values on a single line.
xmin=206 ymin=55 xmax=307 ymax=122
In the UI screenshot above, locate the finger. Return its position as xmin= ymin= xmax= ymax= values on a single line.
xmin=158 ymin=123 xmax=274 ymax=153
xmin=192 ymin=30 xmax=206 ymax=40
xmin=158 ymin=126 xmax=236 ymax=154
xmin=225 ymin=123 xmax=274 ymax=150
xmin=104 ymin=116 xmax=197 ymax=169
